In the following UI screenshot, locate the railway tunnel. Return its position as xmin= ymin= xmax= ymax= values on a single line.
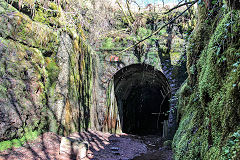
xmin=113 ymin=64 xmax=171 ymax=135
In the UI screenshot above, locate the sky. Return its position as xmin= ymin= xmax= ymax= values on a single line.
xmin=135 ymin=0 xmax=180 ymax=7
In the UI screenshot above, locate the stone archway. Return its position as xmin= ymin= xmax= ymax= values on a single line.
xmin=113 ymin=63 xmax=171 ymax=135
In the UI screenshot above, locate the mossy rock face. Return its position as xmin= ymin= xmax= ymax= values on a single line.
xmin=0 ymin=0 xmax=18 ymax=14
xmin=173 ymin=7 xmax=240 ymax=160
xmin=186 ymin=4 xmax=213 ymax=86
xmin=0 ymin=128 xmax=40 ymax=151
xmin=0 ymin=1 xmax=60 ymax=54
xmin=0 ymin=37 xmax=48 ymax=141
xmin=33 ymin=1 xmax=66 ymax=27
xmin=0 ymin=0 xmax=96 ymax=148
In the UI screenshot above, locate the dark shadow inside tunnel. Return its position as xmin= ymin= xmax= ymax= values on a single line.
xmin=114 ymin=64 xmax=171 ymax=136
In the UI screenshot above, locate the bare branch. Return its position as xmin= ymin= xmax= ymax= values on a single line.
xmin=126 ymin=0 xmax=135 ymax=21
xmin=96 ymin=48 xmax=124 ymax=52
xmin=99 ymin=28 xmax=129 ymax=38
xmin=164 ymin=1 xmax=195 ymax=14
xmin=117 ymin=0 xmax=198 ymax=55
xmin=131 ymin=0 xmax=141 ymax=11
xmin=177 ymin=0 xmax=186 ymax=6
xmin=116 ymin=0 xmax=133 ymax=29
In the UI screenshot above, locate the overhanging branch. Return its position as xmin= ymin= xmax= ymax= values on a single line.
xmin=164 ymin=1 xmax=195 ymax=14
xmin=117 ymin=0 xmax=197 ymax=55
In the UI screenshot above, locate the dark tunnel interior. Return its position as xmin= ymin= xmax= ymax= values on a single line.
xmin=114 ymin=64 xmax=171 ymax=135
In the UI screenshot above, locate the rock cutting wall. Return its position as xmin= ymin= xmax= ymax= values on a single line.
xmin=172 ymin=2 xmax=240 ymax=159
xmin=0 ymin=0 xmax=188 ymax=150
xmin=0 ymin=0 xmax=94 ymax=145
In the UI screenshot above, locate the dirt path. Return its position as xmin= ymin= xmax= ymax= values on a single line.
xmin=0 ymin=130 xmax=173 ymax=160
xmin=132 ymin=135 xmax=173 ymax=160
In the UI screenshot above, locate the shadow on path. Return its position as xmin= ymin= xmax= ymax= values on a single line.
xmin=0 ymin=130 xmax=173 ymax=160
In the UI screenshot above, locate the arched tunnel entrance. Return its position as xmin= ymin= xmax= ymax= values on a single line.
xmin=114 ymin=64 xmax=171 ymax=135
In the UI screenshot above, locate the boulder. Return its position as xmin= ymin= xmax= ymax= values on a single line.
xmin=59 ymin=137 xmax=88 ymax=160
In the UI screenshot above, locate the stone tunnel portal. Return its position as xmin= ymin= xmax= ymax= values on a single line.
xmin=114 ymin=64 xmax=171 ymax=135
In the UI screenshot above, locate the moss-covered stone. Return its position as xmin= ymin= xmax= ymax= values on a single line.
xmin=45 ymin=57 xmax=59 ymax=84
xmin=33 ymin=2 xmax=66 ymax=27
xmin=186 ymin=2 xmax=224 ymax=86
xmin=0 ymin=128 xmax=39 ymax=151
xmin=173 ymin=6 xmax=240 ymax=160
xmin=0 ymin=37 xmax=49 ymax=141
xmin=0 ymin=1 xmax=60 ymax=53
xmin=0 ymin=0 xmax=96 ymax=151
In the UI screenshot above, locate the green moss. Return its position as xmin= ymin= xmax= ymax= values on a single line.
xmin=0 ymin=140 xmax=12 ymax=151
xmin=186 ymin=2 xmax=225 ymax=86
xmin=0 ymin=0 xmax=97 ymax=143
xmin=198 ymin=10 xmax=240 ymax=104
xmin=33 ymin=7 xmax=46 ymax=23
xmin=136 ymin=27 xmax=151 ymax=41
xmin=48 ymin=2 xmax=59 ymax=11
xmin=1 ymin=5 xmax=60 ymax=53
xmin=0 ymin=0 xmax=18 ymax=14
xmin=101 ymin=37 xmax=115 ymax=49
xmin=45 ymin=57 xmax=59 ymax=84
xmin=0 ymin=85 xmax=7 ymax=98
xmin=173 ymin=9 xmax=240 ymax=160
xmin=221 ymin=130 xmax=240 ymax=160
xmin=33 ymin=2 xmax=65 ymax=27
xmin=11 ymin=139 xmax=22 ymax=148
xmin=179 ymin=81 xmax=192 ymax=98
xmin=0 ymin=128 xmax=39 ymax=151
xmin=173 ymin=99 xmax=205 ymax=159
xmin=0 ymin=36 xmax=50 ymax=144
xmin=23 ymin=128 xmax=39 ymax=141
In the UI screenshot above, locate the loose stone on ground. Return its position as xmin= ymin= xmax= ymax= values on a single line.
xmin=0 ymin=130 xmax=173 ymax=160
